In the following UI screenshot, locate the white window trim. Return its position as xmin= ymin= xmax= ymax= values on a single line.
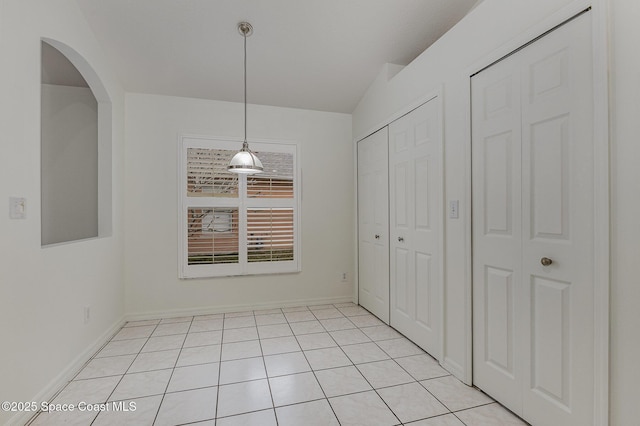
xmin=178 ymin=135 xmax=301 ymax=279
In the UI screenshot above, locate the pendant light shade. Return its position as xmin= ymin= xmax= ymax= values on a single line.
xmin=228 ymin=141 xmax=264 ymax=173
xmin=228 ymin=22 xmax=263 ymax=174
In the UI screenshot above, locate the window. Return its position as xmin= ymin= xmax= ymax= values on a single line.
xmin=179 ymin=136 xmax=300 ymax=278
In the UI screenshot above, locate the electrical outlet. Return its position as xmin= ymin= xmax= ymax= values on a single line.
xmin=340 ymin=272 xmax=348 ymax=282
xmin=83 ymin=306 xmax=91 ymax=325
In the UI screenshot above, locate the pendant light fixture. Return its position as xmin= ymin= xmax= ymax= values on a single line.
xmin=228 ymin=21 xmax=263 ymax=174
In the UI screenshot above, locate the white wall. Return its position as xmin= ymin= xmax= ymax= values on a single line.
xmin=0 ymin=1 xmax=125 ymax=425
xmin=608 ymin=0 xmax=640 ymax=423
xmin=124 ymin=94 xmax=354 ymax=317
xmin=41 ymin=84 xmax=98 ymax=245
xmin=353 ymin=0 xmax=640 ymax=423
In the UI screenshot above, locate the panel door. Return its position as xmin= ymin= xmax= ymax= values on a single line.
xmin=358 ymin=128 xmax=390 ymax=324
xmin=389 ymin=99 xmax=442 ymax=358
xmin=472 ymin=12 xmax=594 ymax=426
xmin=519 ymin=12 xmax=594 ymax=425
xmin=471 ymin=49 xmax=523 ymax=412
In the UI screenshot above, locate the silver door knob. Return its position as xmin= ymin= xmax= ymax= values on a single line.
xmin=374 ymin=234 xmax=380 ymax=239
xmin=398 ymin=237 xmax=404 ymax=242
xmin=540 ymin=257 xmax=553 ymax=266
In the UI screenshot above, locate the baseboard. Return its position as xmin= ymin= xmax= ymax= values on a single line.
xmin=125 ymin=295 xmax=355 ymax=322
xmin=9 ymin=316 xmax=126 ymax=426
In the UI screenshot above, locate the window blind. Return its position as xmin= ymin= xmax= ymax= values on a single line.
xmin=187 ymin=207 xmax=239 ymax=265
xmin=247 ymin=152 xmax=294 ymax=198
xmin=247 ymin=208 xmax=294 ymax=262
xmin=187 ymin=148 xmax=238 ymax=197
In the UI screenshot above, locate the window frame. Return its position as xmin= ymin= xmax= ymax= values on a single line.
xmin=178 ymin=135 xmax=301 ymax=279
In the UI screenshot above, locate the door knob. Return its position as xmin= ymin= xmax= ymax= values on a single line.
xmin=398 ymin=237 xmax=404 ymax=242
xmin=374 ymin=234 xmax=380 ymax=239
xmin=540 ymin=257 xmax=553 ymax=266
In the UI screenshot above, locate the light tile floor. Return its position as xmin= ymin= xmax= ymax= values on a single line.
xmin=28 ymin=303 xmax=529 ymax=426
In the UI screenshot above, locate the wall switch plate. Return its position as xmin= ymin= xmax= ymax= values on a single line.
xmin=9 ymin=197 xmax=26 ymax=219
xmin=340 ymin=272 xmax=348 ymax=282
xmin=449 ymin=200 xmax=459 ymax=219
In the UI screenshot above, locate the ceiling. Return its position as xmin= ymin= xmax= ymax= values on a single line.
xmin=75 ymin=0 xmax=479 ymax=113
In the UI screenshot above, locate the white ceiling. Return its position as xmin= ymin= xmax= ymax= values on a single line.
xmin=75 ymin=0 xmax=479 ymax=113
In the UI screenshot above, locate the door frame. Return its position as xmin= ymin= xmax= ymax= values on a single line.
xmin=463 ymin=0 xmax=610 ymax=424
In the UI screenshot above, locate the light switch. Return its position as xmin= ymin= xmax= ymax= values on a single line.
xmin=449 ymin=200 xmax=459 ymax=219
xmin=9 ymin=197 xmax=26 ymax=219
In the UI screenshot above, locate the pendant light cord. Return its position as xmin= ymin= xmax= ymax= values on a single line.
xmin=243 ymin=30 xmax=248 ymax=146
xmin=228 ymin=22 xmax=262 ymax=173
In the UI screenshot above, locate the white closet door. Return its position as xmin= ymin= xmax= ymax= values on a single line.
xmin=519 ymin=12 xmax=594 ymax=425
xmin=472 ymin=12 xmax=595 ymax=426
xmin=389 ymin=99 xmax=442 ymax=358
xmin=471 ymin=49 xmax=523 ymax=412
xmin=358 ymin=128 xmax=389 ymax=324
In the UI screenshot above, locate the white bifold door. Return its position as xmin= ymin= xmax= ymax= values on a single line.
xmin=472 ymin=12 xmax=595 ymax=426
xmin=389 ymin=99 xmax=442 ymax=358
xmin=358 ymin=128 xmax=390 ymax=324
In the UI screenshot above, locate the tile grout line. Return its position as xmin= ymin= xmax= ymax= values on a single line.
xmin=288 ymin=303 xmax=423 ymax=425
xmin=362 ymin=318 xmax=458 ymax=424
xmin=87 ymin=319 xmax=162 ymax=425
xmin=149 ymin=316 xmax=193 ymax=426
xmin=288 ymin=305 xmax=344 ymax=425
xmin=255 ymin=310 xmax=280 ymax=425
xmin=346 ymin=355 xmax=404 ymax=425
xmin=213 ymin=313 xmax=227 ymax=422
xmin=23 ymin=318 xmax=148 ymax=426
xmin=341 ymin=305 xmax=438 ymax=426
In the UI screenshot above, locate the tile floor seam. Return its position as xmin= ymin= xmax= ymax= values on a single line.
xmin=422 ymin=377 xmax=505 ymax=426
xmin=287 ymin=310 xmax=342 ymax=426
xmin=29 ymin=320 xmax=151 ymax=425
xmin=214 ymin=407 xmax=274 ymax=422
xmin=80 ymin=320 xmax=158 ymax=376
xmin=415 ymin=377 xmax=454 ymax=417
xmin=344 ymin=342 xmax=409 ymax=426
xmin=418 ymin=376 xmax=495 ymax=415
xmin=213 ymin=314 xmax=227 ymax=422
xmin=451 ymin=400 xmax=497 ymax=414
xmin=452 ymin=409 xmax=470 ymax=426
xmin=98 ymin=321 xmax=160 ymax=408
xmin=354 ymin=374 xmax=408 ymax=426
xmin=149 ymin=316 xmax=194 ymax=426
xmin=349 ymin=312 xmax=456 ymax=426
xmin=256 ymin=368 xmax=278 ymax=421
xmin=250 ymin=314 xmax=278 ymax=425
xmin=274 ymin=394 xmax=327 ymax=410
xmin=260 ymin=312 xmax=281 ymax=425
xmin=390 ymin=353 xmax=428 ymax=382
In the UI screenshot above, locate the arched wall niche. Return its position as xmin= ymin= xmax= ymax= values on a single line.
xmin=40 ymin=38 xmax=113 ymax=245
